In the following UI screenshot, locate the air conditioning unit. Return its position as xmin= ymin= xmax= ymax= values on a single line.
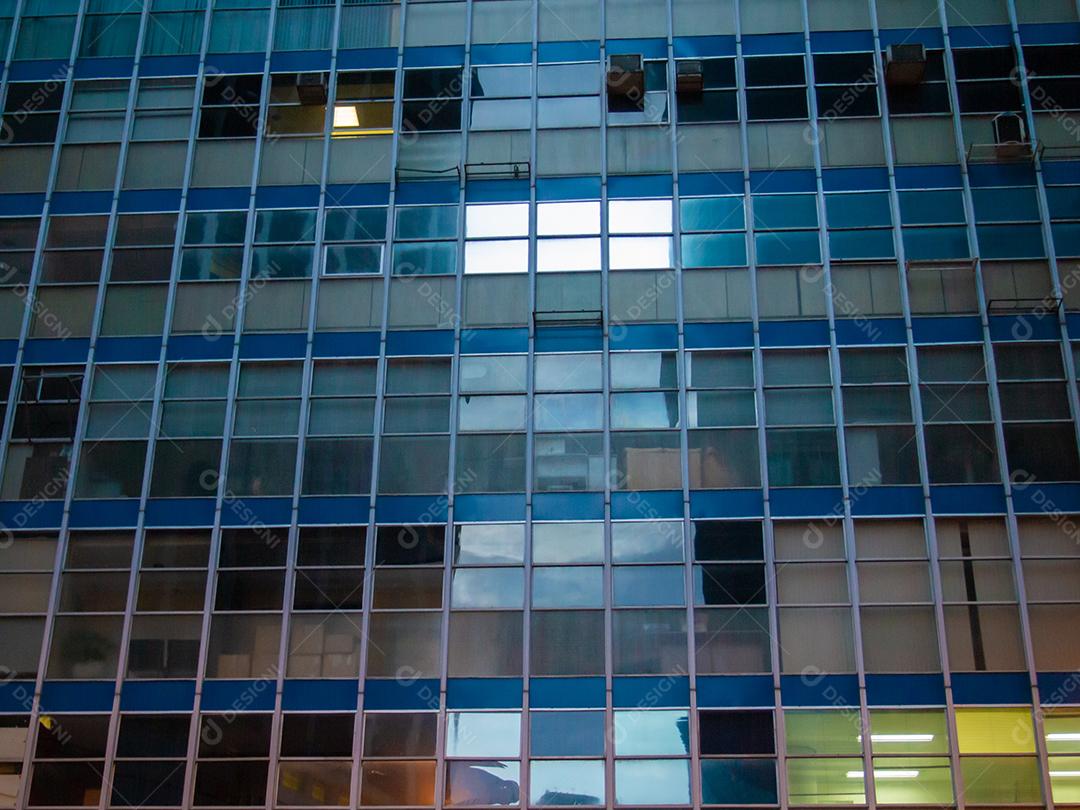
xmin=296 ymin=72 xmax=328 ymax=106
xmin=675 ymin=60 xmax=704 ymax=96
xmin=607 ymin=54 xmax=644 ymax=99
xmin=885 ymin=43 xmax=927 ymax=86
xmin=993 ymin=112 xmax=1030 ymax=157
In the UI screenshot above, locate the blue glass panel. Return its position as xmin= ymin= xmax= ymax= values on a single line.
xmin=701 ymin=759 xmax=778 ymax=805
xmin=681 ymin=233 xmax=747 ymax=267
xmin=977 ymin=224 xmax=1045 ymax=259
xmin=1047 ymin=186 xmax=1080 ymax=220
xmin=902 ymin=226 xmax=970 ymax=260
xmin=755 ymin=231 xmax=821 ymax=265
xmin=972 ymin=187 xmax=1040 ymax=223
xmin=530 ymin=711 xmax=605 ymax=756
xmin=829 ymin=229 xmax=895 ymax=260
xmin=1053 ymin=222 xmax=1080 ymax=257
xmin=392 ymin=241 xmax=457 ymax=275
xmin=825 ymin=192 xmax=892 ymax=228
xmin=899 ymin=190 xmax=966 ymax=225
xmin=752 ymin=194 xmax=818 ymax=229
xmin=680 ymin=196 xmax=745 ymax=231
xmin=208 ymin=9 xmax=270 ymax=53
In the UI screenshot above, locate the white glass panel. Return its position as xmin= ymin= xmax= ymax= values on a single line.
xmin=537 ymin=237 xmax=601 ymax=271
xmin=609 ymin=199 xmax=673 ymax=233
xmin=610 ymin=236 xmax=674 ymax=269
xmin=537 ymin=201 xmax=601 ymax=235
xmin=466 ymin=203 xmax=529 ymax=237
xmin=465 ymin=239 xmax=529 ymax=274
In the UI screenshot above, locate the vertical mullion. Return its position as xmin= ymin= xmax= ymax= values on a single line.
xmin=731 ymin=2 xmax=789 ymax=807
xmin=936 ymin=4 xmax=1056 ymax=809
xmin=12 ymin=4 xmax=97 ymax=806
xmin=91 ymin=0 xmax=166 ymax=804
xmin=799 ymin=4 xmax=877 ymax=807
xmin=176 ymin=3 xmax=234 ymax=807
xmin=354 ymin=0 xmax=409 ymax=800
xmin=865 ymin=1 xmax=966 ymax=807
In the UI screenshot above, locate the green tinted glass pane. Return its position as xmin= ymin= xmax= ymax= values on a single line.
xmin=786 ymin=758 xmax=864 ymax=805
xmin=868 ymin=710 xmax=949 ymax=754
xmin=785 ymin=712 xmax=862 ymax=755
xmin=871 ymin=757 xmax=953 ymax=805
xmin=959 ymin=756 xmax=1042 ymax=804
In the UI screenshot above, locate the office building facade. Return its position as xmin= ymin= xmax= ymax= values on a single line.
xmin=1 ymin=0 xmax=1080 ymax=806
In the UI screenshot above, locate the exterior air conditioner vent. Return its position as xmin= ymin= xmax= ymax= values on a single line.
xmin=296 ymin=72 xmax=328 ymax=106
xmin=885 ymin=43 xmax=927 ymax=86
xmin=675 ymin=60 xmax=704 ymax=96
xmin=607 ymin=54 xmax=644 ymax=99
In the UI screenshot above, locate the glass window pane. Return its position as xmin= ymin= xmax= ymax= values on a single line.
xmin=444 ymin=761 xmax=521 ymax=806
xmin=533 ymin=566 xmax=603 ymax=608
xmin=445 ymin=713 xmax=521 ymax=758
xmin=614 ymin=760 xmax=691 ymax=805
xmin=532 ymin=523 xmax=603 ymax=563
xmin=529 ymin=760 xmax=604 ymax=806
xmin=450 ymin=568 xmax=524 ymax=609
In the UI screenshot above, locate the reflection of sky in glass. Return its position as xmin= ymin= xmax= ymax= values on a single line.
xmin=611 ymin=351 xmax=677 ymax=389
xmin=535 ymin=393 xmax=603 ymax=431
xmin=450 ymin=568 xmax=523 ymax=609
xmin=530 ymin=760 xmax=605 ymax=805
xmin=472 ymin=65 xmax=533 ymax=96
xmin=469 ymin=98 xmax=532 ymax=130
xmin=610 ymin=391 xmax=680 ymax=429
xmin=537 ymin=237 xmax=601 ymax=271
xmin=538 ymin=96 xmax=601 ymax=128
xmin=609 ymin=236 xmax=674 ymax=269
xmin=445 ymin=712 xmax=521 ymax=757
xmin=611 ymin=521 xmax=683 ymax=563
xmin=613 ymin=566 xmax=685 ymax=607
xmin=454 ymin=524 xmax=525 ymax=565
xmin=614 ymin=759 xmax=691 ymax=804
xmin=466 ymin=203 xmax=529 ymax=238
xmin=532 ymin=523 xmax=604 ymax=563
xmin=458 ymin=394 xmax=527 ymax=431
xmin=614 ymin=710 xmax=691 ymax=755
xmin=538 ymin=63 xmax=599 ymax=95
xmin=533 ymin=566 xmax=603 ymax=608
xmin=458 ymin=356 xmax=527 ymax=393
xmin=538 ymin=202 xmax=600 ymax=235
xmin=535 ymin=354 xmax=602 ymax=391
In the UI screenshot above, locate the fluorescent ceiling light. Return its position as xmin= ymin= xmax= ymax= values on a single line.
xmin=846 ymin=770 xmax=920 ymax=780
xmin=858 ymin=734 xmax=935 ymax=743
xmin=1047 ymin=733 xmax=1080 ymax=741
xmin=1050 ymin=771 xmax=1080 ymax=778
xmin=333 ymin=105 xmax=359 ymax=128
